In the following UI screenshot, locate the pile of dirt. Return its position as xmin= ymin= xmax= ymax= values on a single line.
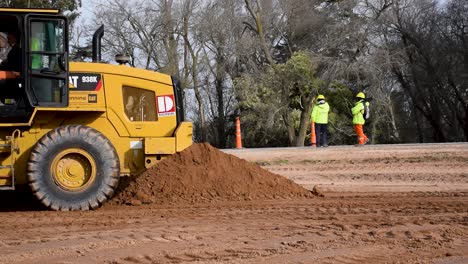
xmin=109 ymin=143 xmax=313 ymax=206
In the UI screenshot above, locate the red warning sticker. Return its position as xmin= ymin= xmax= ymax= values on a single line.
xmin=157 ymin=95 xmax=176 ymax=116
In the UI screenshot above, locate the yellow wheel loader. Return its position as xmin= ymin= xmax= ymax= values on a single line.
xmin=0 ymin=8 xmax=192 ymax=210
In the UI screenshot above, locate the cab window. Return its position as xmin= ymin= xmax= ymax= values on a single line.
xmin=30 ymin=20 xmax=64 ymax=70
xmin=122 ymin=86 xmax=157 ymax=122
xmin=27 ymin=17 xmax=68 ymax=106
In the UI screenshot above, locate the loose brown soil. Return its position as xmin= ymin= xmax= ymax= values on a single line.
xmin=109 ymin=143 xmax=312 ymax=206
xmin=0 ymin=143 xmax=467 ymax=264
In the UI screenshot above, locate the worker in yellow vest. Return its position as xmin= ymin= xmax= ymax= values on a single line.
xmin=352 ymin=92 xmax=370 ymax=146
xmin=30 ymin=35 xmax=53 ymax=102
xmin=31 ymin=35 xmax=42 ymax=70
xmin=311 ymin=94 xmax=330 ymax=147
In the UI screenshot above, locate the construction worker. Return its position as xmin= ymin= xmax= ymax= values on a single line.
xmin=0 ymin=31 xmax=21 ymax=73
xmin=352 ymin=92 xmax=369 ymax=146
xmin=0 ymin=31 xmax=21 ymax=105
xmin=31 ymin=35 xmax=42 ymax=70
xmin=311 ymin=94 xmax=330 ymax=147
xmin=0 ymin=32 xmax=7 ymax=63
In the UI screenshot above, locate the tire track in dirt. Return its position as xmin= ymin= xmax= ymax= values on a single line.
xmin=0 ymin=143 xmax=467 ymax=263
xmin=1 ymin=224 xmax=202 ymax=263
xmin=1 ymin=196 xmax=466 ymax=264
xmin=236 ymin=144 xmax=468 ymax=196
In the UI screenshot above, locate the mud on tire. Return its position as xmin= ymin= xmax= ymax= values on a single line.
xmin=27 ymin=125 xmax=120 ymax=211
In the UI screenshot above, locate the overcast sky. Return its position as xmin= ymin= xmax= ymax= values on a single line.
xmin=75 ymin=0 xmax=95 ymax=26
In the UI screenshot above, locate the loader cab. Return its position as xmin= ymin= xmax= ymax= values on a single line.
xmin=0 ymin=8 xmax=69 ymax=122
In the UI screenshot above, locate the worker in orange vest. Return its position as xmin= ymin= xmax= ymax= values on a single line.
xmin=352 ymin=92 xmax=370 ymax=146
xmin=311 ymin=94 xmax=330 ymax=147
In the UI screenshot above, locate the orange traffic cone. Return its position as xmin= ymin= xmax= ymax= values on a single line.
xmin=235 ymin=116 xmax=242 ymax=149
xmin=310 ymin=122 xmax=316 ymax=147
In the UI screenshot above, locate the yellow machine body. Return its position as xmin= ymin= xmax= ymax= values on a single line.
xmin=0 ymin=7 xmax=192 ymax=210
xmin=0 ymin=62 xmax=192 ymax=187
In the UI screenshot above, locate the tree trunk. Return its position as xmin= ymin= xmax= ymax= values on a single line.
xmin=281 ymin=111 xmax=295 ymax=146
xmin=428 ymin=97 xmax=446 ymax=142
xmin=162 ymin=0 xmax=180 ymax=77
xmin=194 ymin=87 xmax=207 ymax=142
xmin=215 ymin=51 xmax=227 ymax=147
xmin=181 ymin=3 xmax=206 ymax=142
xmin=294 ymin=96 xmax=314 ymax=147
xmin=244 ymin=0 xmax=275 ymax=66
xmin=415 ymin=109 xmax=424 ymax=143
xmin=464 ymin=104 xmax=468 ymax=141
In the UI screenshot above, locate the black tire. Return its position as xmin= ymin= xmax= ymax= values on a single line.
xmin=27 ymin=125 xmax=120 ymax=211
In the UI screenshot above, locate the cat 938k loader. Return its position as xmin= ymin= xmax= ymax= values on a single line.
xmin=0 ymin=8 xmax=193 ymax=210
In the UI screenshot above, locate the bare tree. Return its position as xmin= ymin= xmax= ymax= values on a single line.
xmin=372 ymin=0 xmax=467 ymax=142
xmin=181 ymin=0 xmax=207 ymax=142
xmin=80 ymin=0 xmax=467 ymax=147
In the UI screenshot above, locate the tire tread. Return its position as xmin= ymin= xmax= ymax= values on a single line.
xmin=27 ymin=125 xmax=120 ymax=211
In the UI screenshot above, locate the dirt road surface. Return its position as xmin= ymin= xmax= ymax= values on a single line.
xmin=0 ymin=143 xmax=467 ymax=264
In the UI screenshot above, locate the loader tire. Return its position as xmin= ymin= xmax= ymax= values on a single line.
xmin=27 ymin=125 xmax=120 ymax=211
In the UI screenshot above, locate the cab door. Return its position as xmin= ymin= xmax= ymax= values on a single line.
xmin=24 ymin=15 xmax=68 ymax=107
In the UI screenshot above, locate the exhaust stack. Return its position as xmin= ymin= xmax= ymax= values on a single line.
xmin=92 ymin=25 xmax=104 ymax=62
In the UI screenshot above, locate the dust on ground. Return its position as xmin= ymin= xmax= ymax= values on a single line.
xmin=0 ymin=143 xmax=467 ymax=264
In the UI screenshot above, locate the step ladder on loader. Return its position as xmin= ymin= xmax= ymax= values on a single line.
xmin=0 ymin=130 xmax=21 ymax=190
